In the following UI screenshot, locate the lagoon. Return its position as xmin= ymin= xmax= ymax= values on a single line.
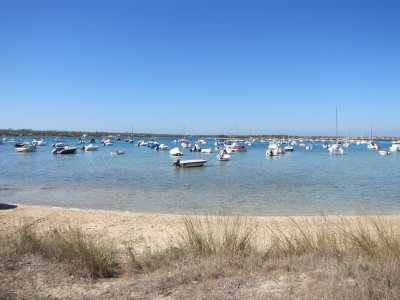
xmin=0 ymin=137 xmax=399 ymax=215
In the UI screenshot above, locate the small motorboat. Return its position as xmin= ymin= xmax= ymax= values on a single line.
xmin=15 ymin=143 xmax=37 ymax=152
xmin=230 ymin=145 xmax=247 ymax=152
xmin=284 ymin=145 xmax=294 ymax=152
xmin=389 ymin=142 xmax=400 ymax=152
xmin=111 ymin=150 xmax=125 ymax=155
xmin=169 ymin=147 xmax=183 ymax=156
xmin=378 ymin=150 xmax=390 ymax=156
xmin=155 ymin=144 xmax=168 ymax=151
xmin=367 ymin=142 xmax=379 ymax=150
xmin=52 ymin=146 xmax=78 ymax=155
xmin=32 ymin=139 xmax=47 ymax=146
xmin=190 ymin=144 xmax=202 ymax=152
xmin=172 ymin=159 xmax=207 ymax=168
xmin=200 ymin=148 xmax=213 ymax=153
xmin=52 ymin=142 xmax=66 ymax=148
xmin=137 ymin=140 xmax=148 ymax=146
xmin=217 ymin=152 xmax=230 ymax=161
xmin=329 ymin=144 xmax=345 ymax=155
xmin=102 ymin=139 xmax=114 ymax=146
xmin=81 ymin=144 xmax=99 ymax=151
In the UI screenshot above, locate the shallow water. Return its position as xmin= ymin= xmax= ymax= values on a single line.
xmin=1 ymin=137 xmax=399 ymax=215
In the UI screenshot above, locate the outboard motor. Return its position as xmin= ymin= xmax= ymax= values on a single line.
xmin=172 ymin=159 xmax=181 ymax=167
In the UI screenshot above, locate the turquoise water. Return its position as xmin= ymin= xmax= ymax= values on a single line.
xmin=0 ymin=137 xmax=399 ymax=215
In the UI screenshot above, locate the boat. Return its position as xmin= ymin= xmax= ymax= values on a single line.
xmin=136 ymin=140 xmax=148 ymax=147
xmin=172 ymin=159 xmax=207 ymax=168
xmin=190 ymin=144 xmax=202 ymax=152
xmin=32 ymin=139 xmax=46 ymax=146
xmin=367 ymin=127 xmax=379 ymax=150
xmin=155 ymin=144 xmax=168 ymax=150
xmin=14 ymin=143 xmax=37 ymax=152
xmin=266 ymin=143 xmax=285 ymax=156
xmin=378 ymin=150 xmax=390 ymax=155
xmin=329 ymin=144 xmax=345 ymax=155
xmin=389 ymin=142 xmax=400 ymax=152
xmin=217 ymin=152 xmax=230 ymax=161
xmin=52 ymin=146 xmax=78 ymax=155
xmin=52 ymin=142 xmax=66 ymax=148
xmin=102 ymin=139 xmax=114 ymax=146
xmin=169 ymin=147 xmax=183 ymax=156
xmin=226 ymin=144 xmax=247 ymax=152
xmin=81 ymin=144 xmax=99 ymax=151
xmin=284 ymin=145 xmax=294 ymax=152
xmin=111 ymin=150 xmax=125 ymax=155
xmin=200 ymin=148 xmax=213 ymax=153
xmin=329 ymin=107 xmax=345 ymax=155
xmin=367 ymin=141 xmax=379 ymax=150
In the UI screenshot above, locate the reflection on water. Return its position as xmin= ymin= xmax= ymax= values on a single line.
xmin=0 ymin=137 xmax=399 ymax=215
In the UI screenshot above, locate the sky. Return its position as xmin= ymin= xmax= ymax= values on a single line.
xmin=0 ymin=0 xmax=399 ymax=136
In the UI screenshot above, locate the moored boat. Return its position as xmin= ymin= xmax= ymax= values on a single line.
xmin=52 ymin=146 xmax=78 ymax=155
xmin=169 ymin=147 xmax=183 ymax=156
xmin=378 ymin=150 xmax=390 ymax=155
xmin=172 ymin=159 xmax=207 ymax=168
xmin=217 ymin=152 xmax=230 ymax=161
xmin=15 ymin=143 xmax=37 ymax=152
xmin=81 ymin=144 xmax=99 ymax=151
xmin=111 ymin=150 xmax=125 ymax=155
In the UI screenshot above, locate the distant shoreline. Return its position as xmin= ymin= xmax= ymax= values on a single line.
xmin=1 ymin=128 xmax=398 ymax=140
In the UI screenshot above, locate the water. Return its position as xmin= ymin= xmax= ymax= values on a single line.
xmin=1 ymin=137 xmax=399 ymax=215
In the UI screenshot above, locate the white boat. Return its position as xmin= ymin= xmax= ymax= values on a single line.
xmin=81 ymin=144 xmax=99 ymax=151
xmin=367 ymin=142 xmax=379 ymax=150
xmin=169 ymin=147 xmax=183 ymax=156
xmin=15 ymin=143 xmax=37 ymax=152
xmin=102 ymin=139 xmax=114 ymax=146
xmin=217 ymin=152 xmax=230 ymax=161
xmin=111 ymin=150 xmax=125 ymax=155
xmin=389 ymin=142 xmax=400 ymax=152
xmin=32 ymin=139 xmax=47 ymax=146
xmin=200 ymin=148 xmax=213 ymax=153
xmin=329 ymin=107 xmax=345 ymax=155
xmin=172 ymin=159 xmax=207 ymax=168
xmin=284 ymin=145 xmax=294 ymax=152
xmin=137 ymin=140 xmax=148 ymax=146
xmin=181 ymin=141 xmax=192 ymax=148
xmin=52 ymin=142 xmax=66 ymax=148
xmin=52 ymin=146 xmax=78 ymax=154
xmin=329 ymin=144 xmax=345 ymax=155
xmin=155 ymin=144 xmax=168 ymax=150
xmin=378 ymin=150 xmax=390 ymax=155
xmin=266 ymin=143 xmax=285 ymax=156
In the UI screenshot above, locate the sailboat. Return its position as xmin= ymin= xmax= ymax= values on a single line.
xmin=367 ymin=126 xmax=379 ymax=150
xmin=329 ymin=107 xmax=345 ymax=155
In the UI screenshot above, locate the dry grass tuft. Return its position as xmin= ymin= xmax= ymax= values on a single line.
xmin=15 ymin=223 xmax=122 ymax=279
xmin=265 ymin=215 xmax=400 ymax=260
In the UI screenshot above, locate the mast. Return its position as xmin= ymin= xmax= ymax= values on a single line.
xmin=335 ymin=106 xmax=338 ymax=143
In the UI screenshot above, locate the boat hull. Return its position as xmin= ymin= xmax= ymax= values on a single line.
xmin=173 ymin=159 xmax=207 ymax=168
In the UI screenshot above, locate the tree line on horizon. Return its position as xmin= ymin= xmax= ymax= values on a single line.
xmin=0 ymin=128 xmax=396 ymax=140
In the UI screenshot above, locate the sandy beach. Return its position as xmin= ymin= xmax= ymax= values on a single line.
xmin=2 ymin=204 xmax=400 ymax=299
xmin=1 ymin=204 xmax=399 ymax=252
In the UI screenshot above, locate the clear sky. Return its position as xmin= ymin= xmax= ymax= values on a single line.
xmin=1 ymin=0 xmax=399 ymax=136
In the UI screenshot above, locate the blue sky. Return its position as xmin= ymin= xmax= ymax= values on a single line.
xmin=1 ymin=0 xmax=399 ymax=136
